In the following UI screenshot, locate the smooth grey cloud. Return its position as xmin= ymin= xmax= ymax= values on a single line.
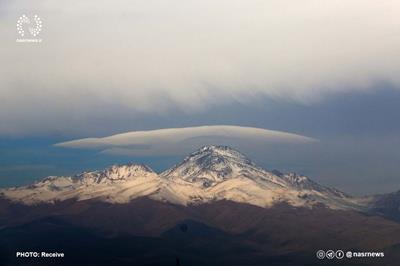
xmin=1 ymin=0 xmax=400 ymax=135
xmin=55 ymin=125 xmax=317 ymax=156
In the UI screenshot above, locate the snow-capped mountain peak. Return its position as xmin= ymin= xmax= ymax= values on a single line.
xmin=0 ymin=163 xmax=161 ymax=204
xmin=76 ymin=163 xmax=156 ymax=184
xmin=280 ymin=172 xmax=349 ymax=199
xmin=161 ymin=145 xmax=285 ymax=187
xmin=0 ymin=145 xmax=363 ymax=210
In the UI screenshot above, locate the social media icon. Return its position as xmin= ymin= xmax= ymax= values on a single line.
xmin=326 ymin=250 xmax=335 ymax=259
xmin=346 ymin=251 xmax=353 ymax=258
xmin=316 ymin=250 xmax=325 ymax=259
xmin=336 ymin=250 xmax=344 ymax=259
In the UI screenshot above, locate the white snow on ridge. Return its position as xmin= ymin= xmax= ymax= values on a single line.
xmin=0 ymin=145 xmax=363 ymax=210
xmin=161 ymin=145 xmax=287 ymax=188
xmin=0 ymin=164 xmax=161 ymax=204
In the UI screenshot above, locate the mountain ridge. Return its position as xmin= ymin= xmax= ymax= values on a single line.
xmin=0 ymin=145 xmax=369 ymax=210
xmin=2 ymin=144 xmax=400 ymax=266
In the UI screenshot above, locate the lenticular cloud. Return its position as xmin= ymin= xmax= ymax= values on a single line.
xmin=55 ymin=125 xmax=317 ymax=156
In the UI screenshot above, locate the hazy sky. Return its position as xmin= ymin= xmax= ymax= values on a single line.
xmin=1 ymin=0 xmax=400 ymax=195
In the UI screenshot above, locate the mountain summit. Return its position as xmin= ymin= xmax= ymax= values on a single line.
xmin=76 ymin=163 xmax=156 ymax=184
xmin=161 ymin=145 xmax=285 ymax=188
xmin=0 ymin=145 xmax=362 ymax=210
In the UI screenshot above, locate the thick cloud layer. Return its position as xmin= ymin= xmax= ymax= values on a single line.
xmin=1 ymin=0 xmax=400 ymax=135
